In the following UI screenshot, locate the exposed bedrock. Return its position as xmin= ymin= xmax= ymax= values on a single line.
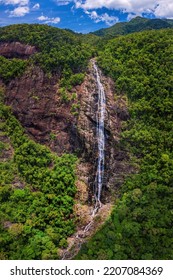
xmin=0 ymin=42 xmax=37 ymax=58
xmin=76 ymin=60 xmax=131 ymax=203
xmin=2 ymin=60 xmax=132 ymax=203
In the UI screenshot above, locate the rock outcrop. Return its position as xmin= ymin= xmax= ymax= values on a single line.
xmin=3 ymin=66 xmax=76 ymax=154
xmin=76 ymin=59 xmax=131 ymax=203
xmin=2 ymin=59 xmax=132 ymax=204
xmin=0 ymin=58 xmax=135 ymax=257
xmin=0 ymin=42 xmax=37 ymax=58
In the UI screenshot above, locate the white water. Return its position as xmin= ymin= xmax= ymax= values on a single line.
xmin=93 ymin=60 xmax=106 ymax=210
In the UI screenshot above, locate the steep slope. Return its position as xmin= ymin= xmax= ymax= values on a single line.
xmin=0 ymin=24 xmax=93 ymax=260
xmin=77 ymin=28 xmax=173 ymax=260
xmin=0 ymin=24 xmax=93 ymax=75
xmin=0 ymin=90 xmax=77 ymax=260
xmin=1 ymin=23 xmax=173 ymax=260
xmin=0 ymin=24 xmax=132 ymax=259
xmin=92 ymin=16 xmax=173 ymax=38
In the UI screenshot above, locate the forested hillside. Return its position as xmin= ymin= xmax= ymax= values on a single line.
xmin=0 ymin=24 xmax=93 ymax=259
xmin=0 ymin=23 xmax=173 ymax=260
xmin=0 ymin=24 xmax=94 ymax=80
xmin=77 ymin=29 xmax=173 ymax=259
xmin=92 ymin=16 xmax=173 ymax=38
xmin=0 ymin=89 xmax=77 ymax=259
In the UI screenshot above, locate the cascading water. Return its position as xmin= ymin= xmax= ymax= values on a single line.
xmin=93 ymin=60 xmax=106 ymax=211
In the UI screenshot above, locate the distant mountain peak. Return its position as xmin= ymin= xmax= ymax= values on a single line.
xmin=91 ymin=17 xmax=173 ymax=38
xmin=130 ymin=16 xmax=148 ymax=22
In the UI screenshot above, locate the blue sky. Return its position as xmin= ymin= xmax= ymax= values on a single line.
xmin=0 ymin=1 xmax=173 ymax=33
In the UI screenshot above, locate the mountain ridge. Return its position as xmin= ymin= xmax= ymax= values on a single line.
xmin=1 ymin=23 xmax=173 ymax=260
xmin=91 ymin=16 xmax=173 ymax=38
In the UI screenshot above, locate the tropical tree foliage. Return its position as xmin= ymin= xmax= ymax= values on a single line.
xmin=77 ymin=29 xmax=173 ymax=260
xmin=0 ymin=93 xmax=77 ymax=260
xmin=0 ymin=24 xmax=94 ymax=79
xmin=1 ymin=23 xmax=173 ymax=260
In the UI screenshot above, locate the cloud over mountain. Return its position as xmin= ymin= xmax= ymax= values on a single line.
xmin=74 ymin=0 xmax=173 ymax=19
xmin=37 ymin=15 xmax=61 ymax=24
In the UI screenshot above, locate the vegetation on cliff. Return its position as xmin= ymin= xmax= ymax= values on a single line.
xmin=76 ymin=29 xmax=173 ymax=259
xmin=1 ymin=23 xmax=173 ymax=260
xmin=0 ymin=24 xmax=94 ymax=82
xmin=0 ymin=88 xmax=77 ymax=259
xmin=0 ymin=56 xmax=27 ymax=83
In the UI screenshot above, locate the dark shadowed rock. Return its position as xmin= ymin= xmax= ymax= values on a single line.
xmin=3 ymin=60 xmax=133 ymax=204
xmin=4 ymin=66 xmax=75 ymax=155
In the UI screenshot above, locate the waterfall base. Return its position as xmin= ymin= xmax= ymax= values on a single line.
xmin=59 ymin=203 xmax=113 ymax=260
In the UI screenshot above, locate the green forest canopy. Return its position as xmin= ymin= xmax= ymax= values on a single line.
xmin=92 ymin=16 xmax=173 ymax=38
xmin=0 ymin=24 xmax=173 ymax=259
xmin=0 ymin=24 xmax=95 ymax=79
xmin=77 ymin=29 xmax=173 ymax=260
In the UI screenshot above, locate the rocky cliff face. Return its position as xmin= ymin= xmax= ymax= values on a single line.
xmin=76 ymin=59 xmax=131 ymax=203
xmin=3 ymin=66 xmax=76 ymax=154
xmin=2 ymin=59 xmax=132 ymax=204
xmin=0 ymin=42 xmax=37 ymax=58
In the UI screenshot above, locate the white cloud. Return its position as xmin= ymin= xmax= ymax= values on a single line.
xmin=0 ymin=0 xmax=29 ymax=5
xmin=86 ymin=10 xmax=119 ymax=25
xmin=32 ymin=3 xmax=40 ymax=10
xmin=37 ymin=15 xmax=61 ymax=24
xmin=2 ymin=1 xmax=41 ymax=18
xmin=9 ymin=5 xmax=29 ymax=16
xmin=37 ymin=15 xmax=48 ymax=21
xmin=127 ymin=13 xmax=137 ymax=21
xmin=0 ymin=0 xmax=30 ymax=17
xmin=55 ymin=0 xmax=73 ymax=5
xmin=75 ymin=0 xmax=156 ymax=12
xmin=74 ymin=0 xmax=173 ymax=19
xmin=154 ymin=1 xmax=173 ymax=18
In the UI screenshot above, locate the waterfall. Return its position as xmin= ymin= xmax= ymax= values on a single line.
xmin=93 ymin=60 xmax=106 ymax=210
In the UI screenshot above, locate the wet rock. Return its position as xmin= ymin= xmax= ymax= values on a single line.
xmin=75 ymin=60 xmax=132 ymax=201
